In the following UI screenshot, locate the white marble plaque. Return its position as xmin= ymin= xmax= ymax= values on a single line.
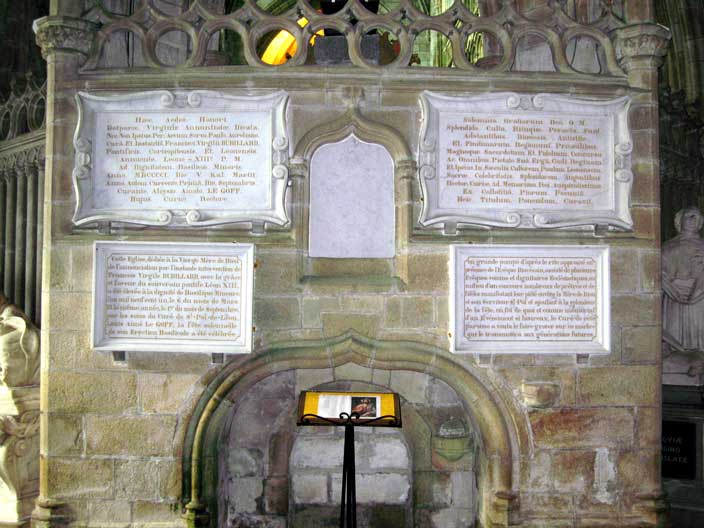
xmin=450 ymin=245 xmax=610 ymax=354
xmin=309 ymin=134 xmax=395 ymax=258
xmin=92 ymin=242 xmax=253 ymax=353
xmin=74 ymin=90 xmax=289 ymax=227
xmin=419 ymin=92 xmax=632 ymax=231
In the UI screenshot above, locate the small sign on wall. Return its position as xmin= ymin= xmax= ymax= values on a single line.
xmin=662 ymin=421 xmax=697 ymax=480
xmin=92 ymin=241 xmax=254 ymax=353
xmin=450 ymin=245 xmax=610 ymax=354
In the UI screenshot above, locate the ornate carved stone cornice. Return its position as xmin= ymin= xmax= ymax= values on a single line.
xmin=0 ymin=138 xmax=45 ymax=176
xmin=32 ymin=16 xmax=98 ymax=64
xmin=613 ymin=23 xmax=672 ymax=71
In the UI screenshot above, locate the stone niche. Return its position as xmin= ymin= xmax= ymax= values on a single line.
xmin=217 ymin=369 xmax=477 ymax=527
xmin=290 ymin=103 xmax=415 ymax=285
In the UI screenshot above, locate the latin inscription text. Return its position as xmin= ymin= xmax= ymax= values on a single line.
xmin=95 ymin=112 xmax=269 ymax=210
xmin=440 ymin=113 xmax=611 ymax=210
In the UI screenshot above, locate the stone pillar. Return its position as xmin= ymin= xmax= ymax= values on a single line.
xmin=0 ymin=174 xmax=5 ymax=297
xmin=0 ymin=295 xmax=40 ymax=525
xmin=33 ymin=156 xmax=44 ymax=329
xmin=24 ymin=159 xmax=38 ymax=323
xmin=611 ymin=20 xmax=672 ymax=526
xmin=31 ymin=13 xmax=96 ymax=528
xmin=13 ymin=164 xmax=27 ymax=310
xmin=3 ymin=171 xmax=16 ymax=300
xmin=623 ymin=0 xmax=656 ymax=25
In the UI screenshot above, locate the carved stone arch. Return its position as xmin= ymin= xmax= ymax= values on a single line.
xmin=293 ymin=104 xmax=413 ymax=166
xmin=290 ymin=103 xmax=416 ymax=284
xmin=181 ymin=332 xmax=528 ymax=528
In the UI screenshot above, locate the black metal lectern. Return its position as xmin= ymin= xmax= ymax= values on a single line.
xmin=296 ymin=391 xmax=402 ymax=528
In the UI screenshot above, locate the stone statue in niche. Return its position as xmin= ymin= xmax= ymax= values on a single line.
xmin=662 ymin=207 xmax=704 ymax=383
xmin=0 ymin=294 xmax=39 ymax=523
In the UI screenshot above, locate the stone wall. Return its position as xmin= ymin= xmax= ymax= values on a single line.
xmin=31 ymin=0 xmax=669 ymax=527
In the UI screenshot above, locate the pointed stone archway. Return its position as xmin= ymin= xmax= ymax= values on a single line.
xmin=181 ymin=331 xmax=530 ymax=527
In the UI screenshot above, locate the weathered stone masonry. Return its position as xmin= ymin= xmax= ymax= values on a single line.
xmin=30 ymin=1 xmax=670 ymax=527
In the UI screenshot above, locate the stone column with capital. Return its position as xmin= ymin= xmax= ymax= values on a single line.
xmin=613 ymin=23 xmax=672 ymax=91
xmin=610 ymin=15 xmax=672 ymax=528
xmin=31 ymin=12 xmax=97 ymax=528
xmin=32 ymin=16 xmax=97 ymax=68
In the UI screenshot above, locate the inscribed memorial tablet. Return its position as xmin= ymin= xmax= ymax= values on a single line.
xmin=419 ymin=92 xmax=632 ymax=231
xmin=450 ymin=245 xmax=610 ymax=353
xmin=74 ymin=90 xmax=289 ymax=227
xmin=92 ymin=242 xmax=253 ymax=353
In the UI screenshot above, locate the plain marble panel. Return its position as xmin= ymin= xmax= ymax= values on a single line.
xmin=309 ymin=135 xmax=395 ymax=259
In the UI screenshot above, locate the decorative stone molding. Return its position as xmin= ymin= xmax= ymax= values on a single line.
xmin=633 ymin=491 xmax=669 ymax=524
xmin=613 ymin=23 xmax=672 ymax=71
xmin=32 ymin=16 xmax=98 ymax=64
xmin=0 ymin=144 xmax=44 ymax=175
xmin=491 ymin=490 xmax=520 ymax=527
xmin=291 ymin=97 xmax=414 ymax=282
xmin=395 ymin=159 xmax=416 ymax=181
xmin=293 ymin=105 xmax=412 ymax=165
xmin=0 ymin=295 xmax=39 ymax=525
xmin=0 ymin=74 xmax=45 ymax=142
xmin=431 ymin=436 xmax=473 ymax=463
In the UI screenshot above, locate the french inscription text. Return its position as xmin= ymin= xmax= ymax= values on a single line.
xmin=463 ymin=256 xmax=598 ymax=341
xmin=104 ymin=253 xmax=242 ymax=340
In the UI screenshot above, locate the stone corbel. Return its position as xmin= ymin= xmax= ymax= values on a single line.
xmin=30 ymin=496 xmax=70 ymax=528
xmin=489 ymin=490 xmax=520 ymax=527
xmin=183 ymin=500 xmax=210 ymax=528
xmin=32 ymin=16 xmax=98 ymax=65
xmin=288 ymin=159 xmax=308 ymax=180
xmin=520 ymin=381 xmax=561 ymax=408
xmin=612 ymin=23 xmax=672 ymax=72
xmin=395 ymin=159 xmax=416 ymax=181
